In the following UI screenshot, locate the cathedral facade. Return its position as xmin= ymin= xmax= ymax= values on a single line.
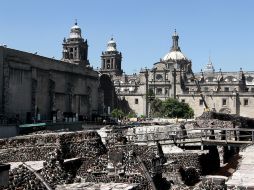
xmin=0 ymin=22 xmax=103 ymax=123
xmin=100 ymin=31 xmax=254 ymax=118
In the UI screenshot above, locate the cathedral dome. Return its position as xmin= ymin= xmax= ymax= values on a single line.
xmin=162 ymin=30 xmax=188 ymax=62
xmin=107 ymin=37 xmax=117 ymax=52
xmin=69 ymin=21 xmax=82 ymax=39
xmin=162 ymin=50 xmax=187 ymax=61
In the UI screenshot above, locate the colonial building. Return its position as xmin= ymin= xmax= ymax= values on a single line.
xmin=0 ymin=22 xmax=103 ymax=123
xmin=100 ymin=31 xmax=254 ymax=118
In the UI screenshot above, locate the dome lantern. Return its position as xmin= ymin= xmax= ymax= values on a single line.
xmin=107 ymin=37 xmax=117 ymax=52
xmin=162 ymin=30 xmax=188 ymax=61
xmin=69 ymin=20 xmax=82 ymax=39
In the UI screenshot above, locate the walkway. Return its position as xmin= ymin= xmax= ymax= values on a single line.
xmin=226 ymin=145 xmax=254 ymax=188
xmin=125 ymin=128 xmax=254 ymax=146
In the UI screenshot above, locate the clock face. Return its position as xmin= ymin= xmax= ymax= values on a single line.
xmin=156 ymin=74 xmax=163 ymax=81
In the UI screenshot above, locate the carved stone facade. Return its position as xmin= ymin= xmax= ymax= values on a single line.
xmin=101 ymin=31 xmax=254 ymax=118
xmin=0 ymin=23 xmax=101 ymax=123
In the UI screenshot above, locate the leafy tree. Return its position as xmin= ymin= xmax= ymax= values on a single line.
xmin=150 ymin=98 xmax=164 ymax=117
xmin=150 ymin=98 xmax=194 ymax=118
xmin=163 ymin=98 xmax=194 ymax=118
xmin=111 ymin=108 xmax=124 ymax=119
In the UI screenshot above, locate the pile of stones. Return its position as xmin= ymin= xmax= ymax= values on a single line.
xmin=197 ymin=111 xmax=254 ymax=129
xmin=4 ymin=164 xmax=45 ymax=190
xmin=195 ymin=119 xmax=234 ymax=129
xmin=193 ymin=178 xmax=227 ymax=190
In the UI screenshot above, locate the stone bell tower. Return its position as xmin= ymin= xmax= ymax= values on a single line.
xmin=100 ymin=37 xmax=122 ymax=76
xmin=62 ymin=20 xmax=89 ymax=66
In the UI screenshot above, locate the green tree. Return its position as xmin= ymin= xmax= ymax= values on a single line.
xmin=150 ymin=98 xmax=164 ymax=117
xmin=111 ymin=108 xmax=124 ymax=119
xmin=163 ymin=98 xmax=194 ymax=118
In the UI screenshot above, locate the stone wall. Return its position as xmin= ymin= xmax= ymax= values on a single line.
xmin=0 ymin=46 xmax=101 ymax=122
xmin=0 ymin=131 xmax=106 ymax=163
xmin=164 ymin=148 xmax=220 ymax=186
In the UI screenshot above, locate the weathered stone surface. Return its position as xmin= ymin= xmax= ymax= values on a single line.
xmin=0 ymin=131 xmax=107 ymax=163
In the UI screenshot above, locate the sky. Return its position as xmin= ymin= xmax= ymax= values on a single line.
xmin=0 ymin=0 xmax=254 ymax=74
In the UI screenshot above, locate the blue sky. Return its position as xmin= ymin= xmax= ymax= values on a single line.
xmin=0 ymin=0 xmax=254 ymax=74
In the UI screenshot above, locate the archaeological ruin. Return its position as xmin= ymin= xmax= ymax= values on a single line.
xmin=0 ymin=111 xmax=254 ymax=189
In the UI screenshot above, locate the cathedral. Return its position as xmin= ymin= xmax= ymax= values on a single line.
xmin=100 ymin=31 xmax=254 ymax=118
xmin=1 ymin=21 xmax=254 ymax=122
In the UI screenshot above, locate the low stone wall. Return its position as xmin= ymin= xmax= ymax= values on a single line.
xmin=196 ymin=119 xmax=234 ymax=129
xmin=0 ymin=131 xmax=107 ymax=163
xmin=4 ymin=164 xmax=45 ymax=190
xmin=0 ymin=146 xmax=57 ymax=163
xmin=166 ymin=152 xmax=202 ymax=174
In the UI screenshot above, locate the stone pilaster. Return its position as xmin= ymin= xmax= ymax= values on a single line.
xmin=49 ymin=72 xmax=56 ymax=113
xmin=31 ymin=67 xmax=37 ymax=120
xmin=2 ymin=61 xmax=10 ymax=115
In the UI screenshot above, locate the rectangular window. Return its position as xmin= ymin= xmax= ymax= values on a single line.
xmin=222 ymin=99 xmax=227 ymax=106
xmin=224 ymin=87 xmax=229 ymax=92
xmin=244 ymin=99 xmax=249 ymax=106
xmin=199 ymin=99 xmax=204 ymax=106
xmin=251 ymin=88 xmax=254 ymax=92
xmin=135 ymin=98 xmax=139 ymax=104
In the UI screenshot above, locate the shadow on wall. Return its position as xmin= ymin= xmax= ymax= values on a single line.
xmin=99 ymin=74 xmax=116 ymax=111
xmin=117 ymin=97 xmax=133 ymax=115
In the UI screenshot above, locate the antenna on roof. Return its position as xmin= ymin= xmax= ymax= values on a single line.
xmin=75 ymin=19 xmax=77 ymax=25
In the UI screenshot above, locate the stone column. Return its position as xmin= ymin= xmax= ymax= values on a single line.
xmin=76 ymin=47 xmax=79 ymax=60
xmin=113 ymin=59 xmax=116 ymax=69
xmin=217 ymin=145 xmax=224 ymax=167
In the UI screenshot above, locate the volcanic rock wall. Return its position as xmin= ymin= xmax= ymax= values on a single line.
xmin=0 ymin=131 xmax=106 ymax=163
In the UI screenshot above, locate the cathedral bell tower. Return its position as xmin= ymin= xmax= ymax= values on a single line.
xmin=62 ymin=21 xmax=89 ymax=66
xmin=100 ymin=38 xmax=122 ymax=76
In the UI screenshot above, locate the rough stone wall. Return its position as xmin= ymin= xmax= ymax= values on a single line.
xmin=0 ymin=131 xmax=107 ymax=163
xmin=197 ymin=111 xmax=254 ymax=128
xmin=75 ymin=142 xmax=165 ymax=190
xmin=3 ymin=164 xmax=46 ymax=190
xmin=166 ymin=153 xmax=202 ymax=174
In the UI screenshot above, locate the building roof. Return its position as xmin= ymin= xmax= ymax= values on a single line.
xmin=69 ymin=22 xmax=82 ymax=39
xmin=162 ymin=50 xmax=188 ymax=61
xmin=162 ymin=30 xmax=188 ymax=61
